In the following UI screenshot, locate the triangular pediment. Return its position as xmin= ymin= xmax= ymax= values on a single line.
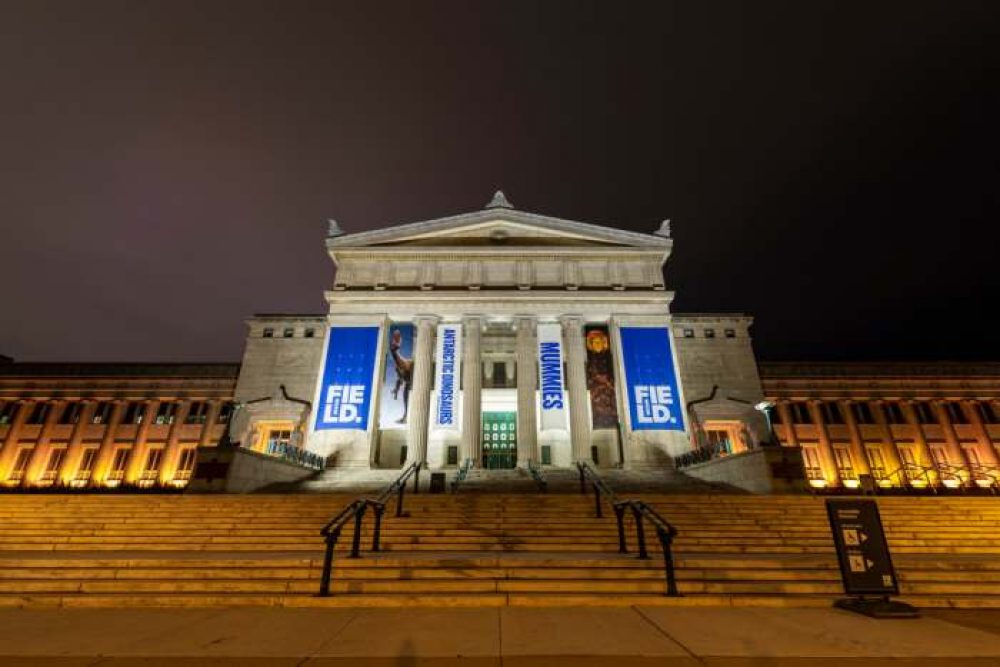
xmin=328 ymin=206 xmax=669 ymax=250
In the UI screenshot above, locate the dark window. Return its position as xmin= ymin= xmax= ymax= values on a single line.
xmin=493 ymin=362 xmax=508 ymax=387
xmin=59 ymin=403 xmax=83 ymax=425
xmin=850 ymin=402 xmax=875 ymax=425
xmin=42 ymin=448 xmax=66 ymax=481
xmin=121 ymin=402 xmax=145 ymax=425
xmin=944 ymin=402 xmax=968 ymax=424
xmin=770 ymin=406 xmax=784 ymax=424
xmin=283 ymin=327 xmax=294 ymax=338
xmin=177 ymin=448 xmax=197 ymax=475
xmin=26 ymin=403 xmax=50 ymax=425
xmin=788 ymin=402 xmax=811 ymax=424
xmin=821 ymin=402 xmax=844 ymax=424
xmin=0 ymin=401 xmax=18 ymax=425
xmin=144 ymin=449 xmax=163 ymax=474
xmin=185 ymin=402 xmax=209 ymax=424
xmin=9 ymin=448 xmax=32 ymax=481
xmin=91 ymin=402 xmax=113 ymax=424
xmin=704 ymin=328 xmax=715 ymax=338
xmin=884 ymin=402 xmax=906 ymax=425
xmin=217 ymin=403 xmax=234 ymax=424
xmin=262 ymin=327 xmax=274 ymax=338
xmin=154 ymin=402 xmax=176 ymax=425
xmin=682 ymin=328 xmax=695 ymax=338
xmin=447 ymin=445 xmax=458 ymax=465
xmin=304 ymin=328 xmax=315 ymax=338
xmin=541 ymin=445 xmax=552 ymax=465
xmin=109 ymin=449 xmax=129 ymax=480
xmin=78 ymin=448 xmax=97 ymax=473
xmin=977 ymin=402 xmax=1000 ymax=424
xmin=913 ymin=401 xmax=935 ymax=425
xmin=724 ymin=329 xmax=736 ymax=338
xmin=399 ymin=445 xmax=408 ymax=466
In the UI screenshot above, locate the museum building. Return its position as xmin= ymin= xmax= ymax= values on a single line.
xmin=1 ymin=193 xmax=998 ymax=492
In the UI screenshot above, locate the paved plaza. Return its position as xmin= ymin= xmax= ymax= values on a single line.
xmin=1 ymin=606 xmax=999 ymax=665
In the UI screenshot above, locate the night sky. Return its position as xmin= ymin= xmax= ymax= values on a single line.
xmin=2 ymin=2 xmax=998 ymax=363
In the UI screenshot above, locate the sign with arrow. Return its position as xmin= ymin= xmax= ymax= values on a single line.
xmin=825 ymin=499 xmax=899 ymax=596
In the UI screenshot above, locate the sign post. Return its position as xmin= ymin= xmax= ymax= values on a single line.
xmin=825 ymin=499 xmax=918 ymax=618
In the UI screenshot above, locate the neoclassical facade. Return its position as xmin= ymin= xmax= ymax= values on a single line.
xmin=1 ymin=194 xmax=998 ymax=491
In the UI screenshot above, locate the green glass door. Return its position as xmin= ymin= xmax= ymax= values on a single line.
xmin=482 ymin=411 xmax=516 ymax=469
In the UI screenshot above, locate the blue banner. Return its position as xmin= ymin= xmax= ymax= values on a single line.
xmin=315 ymin=326 xmax=379 ymax=431
xmin=620 ymin=327 xmax=685 ymax=431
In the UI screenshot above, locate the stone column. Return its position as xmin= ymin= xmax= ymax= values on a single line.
xmin=899 ymin=400 xmax=938 ymax=485
xmin=561 ymin=316 xmax=591 ymax=463
xmin=839 ymin=400 xmax=872 ymax=477
xmin=461 ymin=316 xmax=483 ymax=466
xmin=59 ymin=401 xmax=98 ymax=485
xmin=0 ymin=401 xmax=33 ymax=480
xmin=870 ymin=401 xmax=903 ymax=481
xmin=806 ymin=401 xmax=842 ymax=487
xmin=24 ymin=401 xmax=66 ymax=484
xmin=932 ymin=401 xmax=974 ymax=478
xmin=91 ymin=401 xmax=126 ymax=485
xmin=198 ymin=401 xmax=224 ymax=448
xmin=406 ymin=316 xmax=437 ymax=466
xmin=159 ymin=400 xmax=192 ymax=484
xmin=964 ymin=401 xmax=1000 ymax=466
xmin=515 ymin=316 xmax=538 ymax=467
xmin=125 ymin=401 xmax=160 ymax=483
xmin=775 ymin=401 xmax=799 ymax=446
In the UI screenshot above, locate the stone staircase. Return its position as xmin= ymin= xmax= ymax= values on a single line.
xmin=0 ymin=493 xmax=998 ymax=608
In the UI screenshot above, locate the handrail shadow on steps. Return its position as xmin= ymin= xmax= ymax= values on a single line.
xmin=576 ymin=461 xmax=680 ymax=596
xmin=317 ymin=461 xmax=423 ymax=597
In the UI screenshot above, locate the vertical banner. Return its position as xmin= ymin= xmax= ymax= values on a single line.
xmin=380 ymin=323 xmax=414 ymax=428
xmin=537 ymin=323 xmax=567 ymax=431
xmin=619 ymin=327 xmax=685 ymax=431
xmin=585 ymin=325 xmax=619 ymax=429
xmin=314 ymin=326 xmax=379 ymax=431
xmin=433 ymin=323 xmax=462 ymax=429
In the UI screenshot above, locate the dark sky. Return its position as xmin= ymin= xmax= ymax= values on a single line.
xmin=2 ymin=1 xmax=999 ymax=363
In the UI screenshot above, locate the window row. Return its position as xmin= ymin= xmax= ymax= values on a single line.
xmin=262 ymin=327 xmax=316 ymax=339
xmin=775 ymin=400 xmax=1000 ymax=426
xmin=681 ymin=328 xmax=737 ymax=339
xmin=6 ymin=444 xmax=198 ymax=486
xmin=0 ymin=401 xmax=234 ymax=426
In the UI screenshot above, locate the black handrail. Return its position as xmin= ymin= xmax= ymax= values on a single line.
xmin=527 ymin=459 xmax=548 ymax=492
xmin=450 ymin=458 xmax=473 ymax=493
xmin=317 ymin=461 xmax=422 ymax=597
xmin=576 ymin=461 xmax=680 ymax=597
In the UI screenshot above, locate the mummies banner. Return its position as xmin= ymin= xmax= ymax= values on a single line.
xmin=619 ymin=327 xmax=685 ymax=431
xmin=314 ymin=326 xmax=379 ymax=431
xmin=433 ymin=323 xmax=462 ymax=430
xmin=537 ymin=323 xmax=567 ymax=430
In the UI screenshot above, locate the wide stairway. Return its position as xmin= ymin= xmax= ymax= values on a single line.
xmin=0 ymin=493 xmax=998 ymax=608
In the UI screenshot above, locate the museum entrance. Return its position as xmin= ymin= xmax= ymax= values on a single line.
xmin=482 ymin=411 xmax=516 ymax=469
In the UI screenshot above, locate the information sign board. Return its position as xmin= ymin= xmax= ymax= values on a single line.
xmin=825 ymin=499 xmax=899 ymax=596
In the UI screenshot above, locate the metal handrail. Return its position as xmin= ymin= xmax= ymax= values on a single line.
xmin=450 ymin=458 xmax=473 ymax=493
xmin=576 ymin=461 xmax=680 ymax=597
xmin=527 ymin=459 xmax=548 ymax=492
xmin=317 ymin=461 xmax=422 ymax=596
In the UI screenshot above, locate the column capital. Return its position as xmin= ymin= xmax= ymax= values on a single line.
xmin=461 ymin=314 xmax=486 ymax=327
xmin=413 ymin=315 xmax=440 ymax=327
xmin=558 ymin=314 xmax=585 ymax=328
xmin=513 ymin=315 xmax=537 ymax=332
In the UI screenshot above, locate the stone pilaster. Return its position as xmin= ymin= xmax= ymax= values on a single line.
xmin=932 ymin=401 xmax=974 ymax=480
xmin=870 ymin=401 xmax=903 ymax=482
xmin=406 ymin=316 xmax=438 ymax=465
xmin=964 ymin=401 xmax=1000 ymax=466
xmin=515 ymin=316 xmax=538 ymax=467
xmin=125 ymin=401 xmax=160 ymax=483
xmin=561 ymin=315 xmax=591 ymax=463
xmin=159 ymin=400 xmax=192 ymax=484
xmin=899 ymin=400 xmax=939 ymax=485
xmin=806 ymin=400 xmax=842 ymax=488
xmin=91 ymin=401 xmax=126 ymax=485
xmin=839 ymin=400 xmax=872 ymax=477
xmin=0 ymin=401 xmax=32 ymax=480
xmin=461 ymin=316 xmax=483 ymax=466
xmin=59 ymin=401 xmax=97 ymax=485
xmin=24 ymin=400 xmax=66 ymax=484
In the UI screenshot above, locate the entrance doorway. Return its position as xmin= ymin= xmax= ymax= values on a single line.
xmin=482 ymin=411 xmax=516 ymax=469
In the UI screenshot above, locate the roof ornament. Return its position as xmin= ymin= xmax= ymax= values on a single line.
xmin=654 ymin=219 xmax=671 ymax=237
xmin=327 ymin=219 xmax=343 ymax=237
xmin=485 ymin=190 xmax=514 ymax=210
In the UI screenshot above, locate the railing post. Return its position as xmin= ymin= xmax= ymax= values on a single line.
xmin=613 ymin=502 xmax=628 ymax=554
xmin=371 ymin=502 xmax=385 ymax=552
xmin=350 ymin=501 xmax=367 ymax=558
xmin=578 ymin=463 xmax=586 ymax=494
xmin=317 ymin=526 xmax=341 ymax=597
xmin=631 ymin=504 xmax=649 ymax=559
xmin=656 ymin=526 xmax=680 ymax=596
xmin=413 ymin=463 xmax=421 ymax=494
xmin=396 ymin=480 xmax=406 ymax=517
xmin=592 ymin=482 xmax=603 ymax=518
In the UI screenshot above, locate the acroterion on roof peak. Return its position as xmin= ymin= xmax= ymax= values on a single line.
xmin=485 ymin=190 xmax=513 ymax=210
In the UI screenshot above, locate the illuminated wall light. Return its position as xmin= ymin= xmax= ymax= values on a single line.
xmin=975 ymin=480 xmax=994 ymax=488
xmin=910 ymin=479 xmax=928 ymax=488
xmin=942 ymin=479 xmax=961 ymax=489
xmin=842 ymin=479 xmax=860 ymax=489
xmin=877 ymin=480 xmax=893 ymax=488
xmin=808 ymin=479 xmax=827 ymax=489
